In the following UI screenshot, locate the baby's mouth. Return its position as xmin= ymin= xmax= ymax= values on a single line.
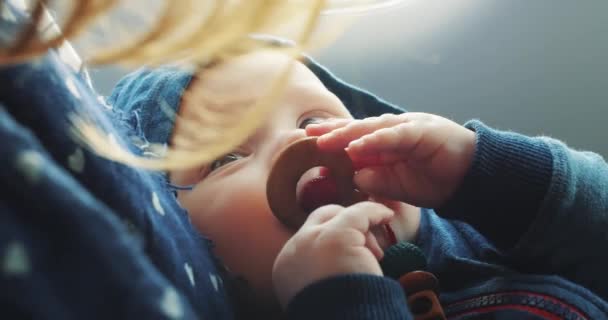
xmin=296 ymin=166 xmax=339 ymax=214
xmin=295 ymin=167 xmax=397 ymax=249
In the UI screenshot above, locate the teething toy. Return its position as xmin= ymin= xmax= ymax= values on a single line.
xmin=266 ymin=137 xmax=361 ymax=230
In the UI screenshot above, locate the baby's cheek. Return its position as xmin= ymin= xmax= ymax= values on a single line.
xmin=217 ymin=226 xmax=290 ymax=305
xmin=181 ymin=179 xmax=292 ymax=304
xmin=203 ymin=204 xmax=291 ymax=301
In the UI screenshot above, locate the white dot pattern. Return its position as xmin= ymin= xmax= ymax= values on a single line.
xmin=3 ymin=242 xmax=30 ymax=276
xmin=15 ymin=150 xmax=44 ymax=184
xmin=67 ymin=148 xmax=85 ymax=173
xmin=152 ymin=192 xmax=165 ymax=216
xmin=64 ymin=77 xmax=81 ymax=100
xmin=209 ymin=273 xmax=222 ymax=292
xmin=184 ymin=263 xmax=195 ymax=287
xmin=159 ymin=286 xmax=183 ymax=319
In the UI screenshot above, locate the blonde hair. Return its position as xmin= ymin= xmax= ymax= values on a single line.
xmin=0 ymin=0 xmax=361 ymax=170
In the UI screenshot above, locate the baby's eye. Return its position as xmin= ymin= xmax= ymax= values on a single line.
xmin=209 ymin=153 xmax=244 ymax=172
xmin=298 ymin=117 xmax=324 ymax=129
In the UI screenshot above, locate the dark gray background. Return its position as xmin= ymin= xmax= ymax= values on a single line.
xmin=89 ymin=0 xmax=607 ymax=157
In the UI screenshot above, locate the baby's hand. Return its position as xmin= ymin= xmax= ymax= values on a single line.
xmin=307 ymin=113 xmax=476 ymax=208
xmin=272 ymin=202 xmax=393 ymax=309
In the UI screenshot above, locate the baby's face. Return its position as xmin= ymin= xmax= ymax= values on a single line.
xmin=170 ymin=51 xmax=353 ymax=305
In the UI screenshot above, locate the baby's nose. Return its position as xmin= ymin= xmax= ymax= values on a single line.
xmin=269 ymin=129 xmax=307 ymax=168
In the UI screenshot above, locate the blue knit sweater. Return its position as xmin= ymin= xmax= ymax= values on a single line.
xmin=286 ymin=121 xmax=608 ymax=319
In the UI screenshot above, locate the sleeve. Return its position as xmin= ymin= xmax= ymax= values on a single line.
xmin=438 ymin=120 xmax=608 ymax=301
xmin=285 ymin=274 xmax=413 ymax=320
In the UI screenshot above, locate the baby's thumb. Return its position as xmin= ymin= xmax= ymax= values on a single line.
xmin=354 ymin=167 xmax=402 ymax=200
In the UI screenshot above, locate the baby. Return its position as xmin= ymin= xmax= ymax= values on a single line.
xmin=109 ymin=50 xmax=608 ymax=319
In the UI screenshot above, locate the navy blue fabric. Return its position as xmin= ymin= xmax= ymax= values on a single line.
xmin=286 ymin=274 xmax=410 ymax=320
xmin=439 ymin=120 xmax=554 ymax=251
xmin=0 ymin=4 xmax=234 ymax=319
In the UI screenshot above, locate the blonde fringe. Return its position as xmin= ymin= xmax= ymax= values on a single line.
xmin=75 ymin=0 xmax=327 ymax=170
xmin=0 ymin=0 xmax=369 ymax=171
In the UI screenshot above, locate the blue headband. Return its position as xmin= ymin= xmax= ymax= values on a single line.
xmin=108 ymin=65 xmax=195 ymax=146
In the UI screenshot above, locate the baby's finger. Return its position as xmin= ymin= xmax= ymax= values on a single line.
xmin=301 ymin=204 xmax=342 ymax=228
xmin=365 ymin=231 xmax=384 ymax=261
xmin=327 ymin=202 xmax=394 ymax=234
xmin=317 ymin=114 xmax=406 ymax=151
xmin=305 ymin=118 xmax=352 ymax=137
xmin=347 ymin=121 xmax=424 ymax=158
xmin=349 ymin=150 xmax=403 ymax=169
xmin=354 ymin=166 xmax=412 ymax=200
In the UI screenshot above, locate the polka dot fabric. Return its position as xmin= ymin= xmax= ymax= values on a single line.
xmin=0 ymin=2 xmax=234 ymax=319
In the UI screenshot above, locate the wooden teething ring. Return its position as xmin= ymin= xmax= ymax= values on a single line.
xmin=266 ymin=137 xmax=359 ymax=230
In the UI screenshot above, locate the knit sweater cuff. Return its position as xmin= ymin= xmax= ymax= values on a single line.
xmin=438 ymin=120 xmax=553 ymax=251
xmin=285 ymin=274 xmax=411 ymax=320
